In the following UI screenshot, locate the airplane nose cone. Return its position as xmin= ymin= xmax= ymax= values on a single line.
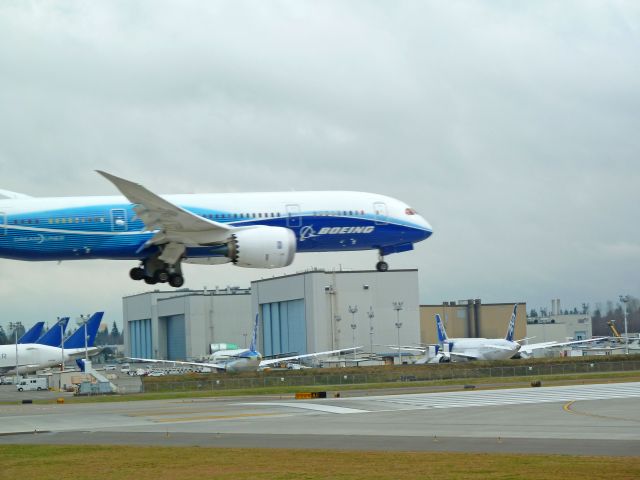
xmin=417 ymin=215 xmax=433 ymax=239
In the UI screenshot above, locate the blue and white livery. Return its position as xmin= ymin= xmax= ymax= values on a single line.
xmin=0 ymin=171 xmax=433 ymax=286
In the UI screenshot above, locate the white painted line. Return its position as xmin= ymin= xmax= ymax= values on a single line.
xmin=239 ymin=402 xmax=369 ymax=414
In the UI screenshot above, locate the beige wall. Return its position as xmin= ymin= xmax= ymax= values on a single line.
xmin=420 ymin=302 xmax=527 ymax=344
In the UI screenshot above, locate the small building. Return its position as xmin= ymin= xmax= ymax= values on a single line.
xmin=526 ymin=313 xmax=593 ymax=344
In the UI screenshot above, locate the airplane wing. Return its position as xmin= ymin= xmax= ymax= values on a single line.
xmin=97 ymin=171 xmax=233 ymax=263
xmin=127 ymin=357 xmax=227 ymax=371
xmin=519 ymin=337 xmax=606 ymax=357
xmin=258 ymin=347 xmax=363 ymax=368
xmin=384 ymin=345 xmax=429 ymax=353
xmin=446 ymin=351 xmax=480 ymax=361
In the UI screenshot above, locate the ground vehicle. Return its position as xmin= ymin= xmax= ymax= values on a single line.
xmin=120 ymin=363 xmax=131 ymax=374
xmin=104 ymin=365 xmax=117 ymax=371
xmin=16 ymin=377 xmax=48 ymax=392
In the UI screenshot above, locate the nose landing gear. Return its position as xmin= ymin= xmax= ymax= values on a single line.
xmin=375 ymin=252 xmax=389 ymax=272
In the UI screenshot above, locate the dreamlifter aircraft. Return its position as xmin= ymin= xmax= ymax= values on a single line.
xmin=0 ymin=312 xmax=103 ymax=374
xmin=0 ymin=172 xmax=433 ymax=286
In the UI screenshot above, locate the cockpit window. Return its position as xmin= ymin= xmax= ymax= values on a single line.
xmin=405 ymin=207 xmax=418 ymax=215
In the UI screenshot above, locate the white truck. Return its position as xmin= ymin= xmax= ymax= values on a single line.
xmin=16 ymin=377 xmax=48 ymax=392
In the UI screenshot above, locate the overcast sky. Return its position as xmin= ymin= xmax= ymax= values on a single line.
xmin=1 ymin=1 xmax=638 ymax=331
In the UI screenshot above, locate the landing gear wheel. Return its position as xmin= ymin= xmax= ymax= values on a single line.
xmin=376 ymin=261 xmax=389 ymax=272
xmin=129 ymin=267 xmax=145 ymax=281
xmin=154 ymin=269 xmax=170 ymax=283
xmin=169 ymin=274 xmax=185 ymax=288
xmin=144 ymin=277 xmax=158 ymax=285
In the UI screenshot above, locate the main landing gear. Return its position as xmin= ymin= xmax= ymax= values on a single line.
xmin=375 ymin=253 xmax=389 ymax=272
xmin=129 ymin=254 xmax=185 ymax=288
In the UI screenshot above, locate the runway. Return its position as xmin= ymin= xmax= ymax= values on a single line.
xmin=2 ymin=381 xmax=640 ymax=455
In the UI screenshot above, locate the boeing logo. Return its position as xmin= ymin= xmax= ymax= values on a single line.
xmin=299 ymin=225 xmax=375 ymax=241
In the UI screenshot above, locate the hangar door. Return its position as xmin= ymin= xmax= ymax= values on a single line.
xmin=164 ymin=315 xmax=186 ymax=360
xmin=129 ymin=319 xmax=152 ymax=358
xmin=261 ymin=299 xmax=306 ymax=357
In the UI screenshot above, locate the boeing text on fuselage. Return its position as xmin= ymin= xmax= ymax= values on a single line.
xmin=0 ymin=172 xmax=433 ymax=287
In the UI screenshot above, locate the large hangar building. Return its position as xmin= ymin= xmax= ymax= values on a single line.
xmin=252 ymin=269 xmax=420 ymax=357
xmin=123 ymin=269 xmax=421 ymax=361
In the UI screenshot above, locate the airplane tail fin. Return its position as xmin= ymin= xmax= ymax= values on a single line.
xmin=435 ymin=314 xmax=448 ymax=343
xmin=18 ymin=322 xmax=45 ymax=344
xmin=37 ymin=317 xmax=69 ymax=347
xmin=64 ymin=312 xmax=104 ymax=349
xmin=249 ymin=314 xmax=259 ymax=353
xmin=505 ymin=304 xmax=518 ymax=341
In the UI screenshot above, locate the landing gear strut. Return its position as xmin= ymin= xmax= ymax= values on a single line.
xmin=130 ymin=253 xmax=185 ymax=288
xmin=375 ymin=253 xmax=389 ymax=272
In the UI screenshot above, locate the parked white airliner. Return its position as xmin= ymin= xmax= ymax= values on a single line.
xmin=0 ymin=172 xmax=432 ymax=286
xmin=393 ymin=305 xmax=604 ymax=363
xmin=130 ymin=315 xmax=361 ymax=372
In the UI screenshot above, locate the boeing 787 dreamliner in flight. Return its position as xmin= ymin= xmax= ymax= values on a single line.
xmin=0 ymin=171 xmax=432 ymax=286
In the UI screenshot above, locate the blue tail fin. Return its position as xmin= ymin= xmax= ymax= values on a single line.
xmin=505 ymin=304 xmax=518 ymax=341
xmin=64 ymin=312 xmax=104 ymax=349
xmin=435 ymin=314 xmax=448 ymax=343
xmin=37 ymin=317 xmax=69 ymax=347
xmin=249 ymin=314 xmax=259 ymax=353
xmin=18 ymin=322 xmax=45 ymax=344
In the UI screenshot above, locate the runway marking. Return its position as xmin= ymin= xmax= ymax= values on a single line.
xmin=563 ymin=400 xmax=640 ymax=423
xmin=153 ymin=413 xmax=280 ymax=423
xmin=126 ymin=409 xmax=225 ymax=417
xmin=240 ymin=402 xmax=369 ymax=414
xmin=349 ymin=382 xmax=640 ymax=411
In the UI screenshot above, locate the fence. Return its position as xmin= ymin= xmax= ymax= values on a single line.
xmin=141 ymin=359 xmax=640 ymax=393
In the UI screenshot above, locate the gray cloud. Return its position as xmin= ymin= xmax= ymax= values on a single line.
xmin=1 ymin=1 xmax=638 ymax=329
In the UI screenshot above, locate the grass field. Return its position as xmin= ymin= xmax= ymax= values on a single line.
xmin=1 ymin=445 xmax=639 ymax=479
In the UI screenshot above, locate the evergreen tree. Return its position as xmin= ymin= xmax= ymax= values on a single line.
xmin=110 ymin=321 xmax=123 ymax=344
xmin=0 ymin=326 xmax=8 ymax=345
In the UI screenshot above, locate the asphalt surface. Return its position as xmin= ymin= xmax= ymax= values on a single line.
xmin=1 ymin=381 xmax=639 ymax=455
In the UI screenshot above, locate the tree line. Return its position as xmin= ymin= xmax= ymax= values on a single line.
xmin=0 ymin=321 xmax=124 ymax=345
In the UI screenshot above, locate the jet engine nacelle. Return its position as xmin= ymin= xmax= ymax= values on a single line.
xmin=229 ymin=226 xmax=296 ymax=268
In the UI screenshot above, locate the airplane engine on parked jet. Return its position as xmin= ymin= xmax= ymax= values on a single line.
xmin=228 ymin=226 xmax=296 ymax=268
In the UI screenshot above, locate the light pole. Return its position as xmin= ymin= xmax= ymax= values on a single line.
xmin=350 ymin=322 xmax=357 ymax=364
xmin=9 ymin=322 xmax=22 ymax=380
xmin=78 ymin=314 xmax=90 ymax=362
xmin=60 ymin=318 xmax=65 ymax=370
xmin=243 ymin=332 xmax=248 ymax=349
xmin=367 ymin=307 xmax=375 ymax=355
xmin=393 ymin=301 xmax=404 ymax=365
xmin=334 ymin=315 xmax=342 ymax=350
xmin=348 ymin=305 xmax=358 ymax=364
xmin=620 ymin=295 xmax=630 ymax=355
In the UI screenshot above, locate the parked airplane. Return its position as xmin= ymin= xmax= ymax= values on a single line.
xmin=392 ymin=305 xmax=604 ymax=363
xmin=0 ymin=312 xmax=104 ymax=374
xmin=130 ymin=315 xmax=362 ymax=372
xmin=0 ymin=171 xmax=433 ymax=287
xmin=36 ymin=317 xmax=69 ymax=347
xmin=17 ymin=322 xmax=45 ymax=344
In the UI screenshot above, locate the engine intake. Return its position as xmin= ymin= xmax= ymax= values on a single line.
xmin=229 ymin=226 xmax=296 ymax=268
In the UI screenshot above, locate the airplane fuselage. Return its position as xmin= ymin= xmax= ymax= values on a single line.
xmin=0 ymin=344 xmax=95 ymax=374
xmin=0 ymin=191 xmax=432 ymax=262
xmin=444 ymin=338 xmax=520 ymax=361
